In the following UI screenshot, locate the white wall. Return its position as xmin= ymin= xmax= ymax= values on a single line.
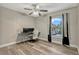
xmin=35 ymin=16 xmax=49 ymax=41
xmin=0 ymin=6 xmax=35 ymax=45
xmin=35 ymin=7 xmax=78 ymax=47
xmin=77 ymin=6 xmax=79 ymax=48
xmin=0 ymin=5 xmax=79 ymax=49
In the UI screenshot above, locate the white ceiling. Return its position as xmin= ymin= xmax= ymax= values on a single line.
xmin=0 ymin=3 xmax=78 ymax=17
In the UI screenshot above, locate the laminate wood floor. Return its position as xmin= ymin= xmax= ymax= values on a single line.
xmin=0 ymin=40 xmax=78 ymax=55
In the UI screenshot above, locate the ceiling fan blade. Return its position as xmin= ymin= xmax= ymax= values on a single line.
xmin=24 ymin=8 xmax=32 ymax=10
xmin=39 ymin=13 xmax=41 ymax=16
xmin=29 ymin=12 xmax=33 ymax=15
xmin=40 ymin=10 xmax=48 ymax=12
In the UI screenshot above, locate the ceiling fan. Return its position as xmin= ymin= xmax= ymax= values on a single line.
xmin=24 ymin=4 xmax=48 ymax=16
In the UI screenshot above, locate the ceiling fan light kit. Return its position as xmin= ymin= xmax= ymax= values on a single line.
xmin=33 ymin=11 xmax=39 ymax=15
xmin=24 ymin=4 xmax=48 ymax=17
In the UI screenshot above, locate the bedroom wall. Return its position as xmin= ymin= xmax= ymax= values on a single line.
xmin=35 ymin=7 xmax=78 ymax=47
xmin=0 ymin=6 xmax=35 ymax=46
xmin=77 ymin=6 xmax=79 ymax=49
xmin=0 ymin=5 xmax=79 ymax=49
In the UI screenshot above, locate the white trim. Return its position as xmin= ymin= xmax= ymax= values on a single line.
xmin=0 ymin=42 xmax=16 ymax=48
xmin=0 ymin=38 xmax=79 ymax=54
xmin=52 ymin=40 xmax=62 ymax=45
xmin=39 ymin=38 xmax=48 ymax=41
xmin=0 ymin=39 xmax=32 ymax=48
xmin=0 ymin=38 xmax=47 ymax=48
xmin=39 ymin=38 xmax=62 ymax=45
xmin=70 ymin=44 xmax=78 ymax=48
xmin=70 ymin=44 xmax=79 ymax=53
xmin=39 ymin=38 xmax=79 ymax=53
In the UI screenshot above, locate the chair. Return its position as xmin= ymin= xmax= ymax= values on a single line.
xmin=33 ymin=29 xmax=40 ymax=38
xmin=29 ymin=29 xmax=40 ymax=42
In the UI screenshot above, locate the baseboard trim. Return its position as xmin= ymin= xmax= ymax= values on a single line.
xmin=39 ymin=38 xmax=79 ymax=53
xmin=39 ymin=38 xmax=48 ymax=42
xmin=0 ymin=38 xmax=46 ymax=48
xmin=0 ymin=38 xmax=79 ymax=54
xmin=0 ymin=42 xmax=16 ymax=48
xmin=70 ymin=44 xmax=79 ymax=53
xmin=0 ymin=40 xmax=30 ymax=48
xmin=52 ymin=40 xmax=62 ymax=45
xmin=70 ymin=44 xmax=78 ymax=48
xmin=39 ymin=38 xmax=62 ymax=44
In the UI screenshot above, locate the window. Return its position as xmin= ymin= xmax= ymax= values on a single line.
xmin=51 ymin=16 xmax=63 ymax=35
